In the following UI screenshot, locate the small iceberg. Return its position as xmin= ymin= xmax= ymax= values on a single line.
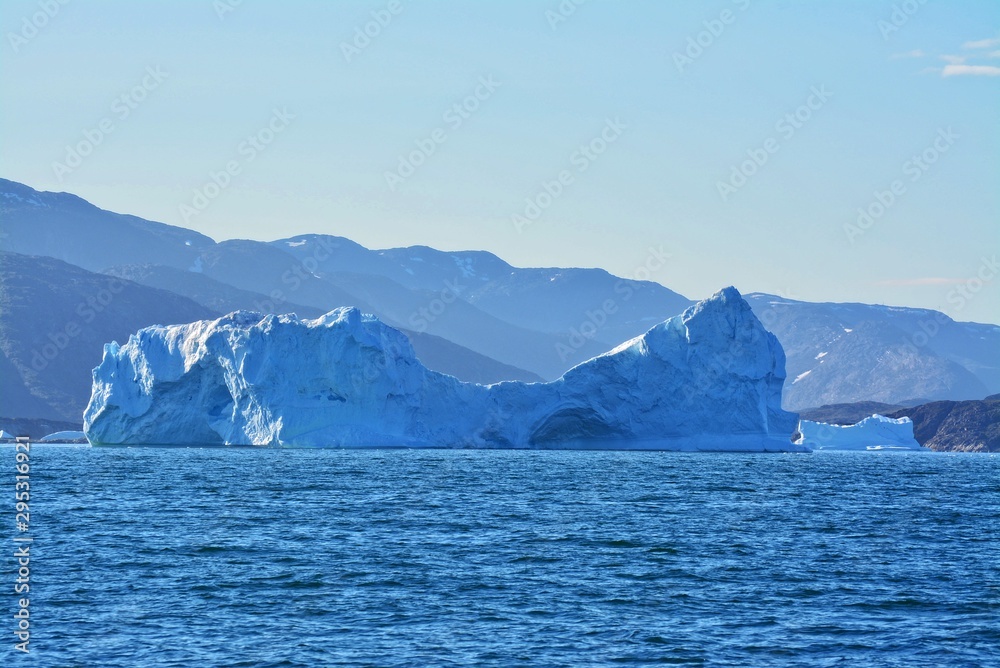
xmin=39 ymin=430 xmax=88 ymax=443
xmin=795 ymin=414 xmax=925 ymax=451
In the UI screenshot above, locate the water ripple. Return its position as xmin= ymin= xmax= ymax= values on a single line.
xmin=3 ymin=447 xmax=997 ymax=667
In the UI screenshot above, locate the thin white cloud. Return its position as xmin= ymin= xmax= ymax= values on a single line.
xmin=942 ymin=64 xmax=1000 ymax=77
xmin=908 ymin=36 xmax=1000 ymax=77
xmin=963 ymin=37 xmax=1000 ymax=49
xmin=874 ymin=278 xmax=967 ymax=287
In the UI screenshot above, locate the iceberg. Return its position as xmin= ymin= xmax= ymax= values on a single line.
xmin=795 ymin=414 xmax=925 ymax=450
xmin=83 ymin=287 xmax=805 ymax=451
xmin=38 ymin=430 xmax=87 ymax=442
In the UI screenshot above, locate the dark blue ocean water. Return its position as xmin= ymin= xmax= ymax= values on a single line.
xmin=3 ymin=446 xmax=998 ymax=667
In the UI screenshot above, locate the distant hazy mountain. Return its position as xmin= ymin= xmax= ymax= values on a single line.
xmin=106 ymin=263 xmax=309 ymax=317
xmin=272 ymin=235 xmax=693 ymax=347
xmin=194 ymin=239 xmax=378 ymax=313
xmin=1 ymin=254 xmax=544 ymax=423
xmin=2 ymin=178 xmax=997 ymax=412
xmin=0 ymin=177 xmax=211 ymax=272
xmin=746 ymin=294 xmax=999 ymax=409
xmin=106 ymin=264 xmax=545 ymax=385
xmin=193 ymin=239 xmax=607 ymax=378
xmin=0 ymin=180 xmax=612 ymax=378
xmin=0 ymin=252 xmax=216 ymax=421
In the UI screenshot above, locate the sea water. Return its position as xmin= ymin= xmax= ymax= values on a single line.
xmin=3 ymin=446 xmax=997 ymax=667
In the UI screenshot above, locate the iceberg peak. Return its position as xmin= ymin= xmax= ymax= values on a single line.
xmin=307 ymin=305 xmax=365 ymax=328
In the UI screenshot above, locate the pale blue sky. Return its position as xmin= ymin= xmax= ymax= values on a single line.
xmin=2 ymin=0 xmax=998 ymax=322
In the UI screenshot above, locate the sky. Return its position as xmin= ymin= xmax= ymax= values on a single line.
xmin=2 ymin=0 xmax=998 ymax=323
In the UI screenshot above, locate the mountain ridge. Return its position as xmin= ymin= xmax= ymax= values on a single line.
xmin=0 ymin=252 xmax=548 ymax=423
xmin=2 ymin=178 xmax=997 ymax=415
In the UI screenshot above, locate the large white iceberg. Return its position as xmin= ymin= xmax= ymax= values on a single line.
xmin=83 ymin=287 xmax=804 ymax=450
xmin=795 ymin=414 xmax=925 ymax=450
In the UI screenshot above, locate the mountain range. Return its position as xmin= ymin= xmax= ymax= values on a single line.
xmin=744 ymin=294 xmax=998 ymax=409
xmin=1 ymin=177 xmax=997 ymax=423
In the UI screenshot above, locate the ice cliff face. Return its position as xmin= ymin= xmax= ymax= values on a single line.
xmin=795 ymin=414 xmax=924 ymax=450
xmin=83 ymin=287 xmax=803 ymax=450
